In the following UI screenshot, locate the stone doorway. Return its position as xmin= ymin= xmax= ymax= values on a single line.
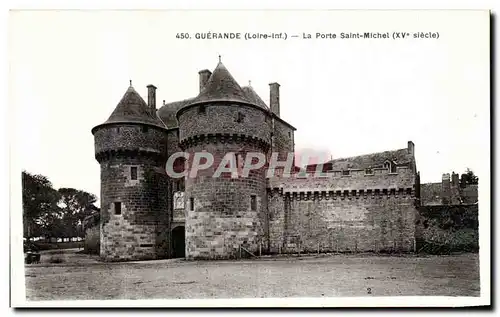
xmin=172 ymin=226 xmax=185 ymax=258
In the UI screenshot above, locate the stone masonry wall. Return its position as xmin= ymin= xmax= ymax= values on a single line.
xmin=183 ymin=141 xmax=268 ymax=259
xmin=267 ymin=166 xmax=417 ymax=253
xmin=272 ymin=119 xmax=294 ymax=164
xmin=98 ymin=151 xmax=169 ymax=261
xmin=178 ymin=103 xmax=271 ymax=143
xmin=94 ymin=124 xmax=167 ymax=156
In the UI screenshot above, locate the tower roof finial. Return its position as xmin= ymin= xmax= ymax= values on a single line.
xmin=218 ymin=55 xmax=221 ymax=63
xmin=129 ymin=79 xmax=132 ymax=87
xmin=248 ymin=80 xmax=252 ymax=86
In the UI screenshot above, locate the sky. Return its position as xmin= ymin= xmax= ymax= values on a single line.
xmin=9 ymin=10 xmax=490 ymax=203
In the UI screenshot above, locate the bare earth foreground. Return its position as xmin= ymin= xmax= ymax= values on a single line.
xmin=25 ymin=250 xmax=479 ymax=300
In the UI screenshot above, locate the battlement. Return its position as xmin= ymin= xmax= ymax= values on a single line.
xmin=268 ymin=164 xmax=415 ymax=194
xmin=268 ymin=187 xmax=415 ymax=201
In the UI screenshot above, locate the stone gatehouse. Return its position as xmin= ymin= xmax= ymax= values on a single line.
xmin=91 ymin=59 xmax=431 ymax=261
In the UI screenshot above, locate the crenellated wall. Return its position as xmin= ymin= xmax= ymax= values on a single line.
xmin=266 ymin=167 xmax=417 ymax=253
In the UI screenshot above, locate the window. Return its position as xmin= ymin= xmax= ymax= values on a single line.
xmin=390 ymin=188 xmax=396 ymax=195
xmin=235 ymin=112 xmax=245 ymax=123
xmin=390 ymin=163 xmax=397 ymax=173
xmin=190 ymin=197 xmax=194 ymax=211
xmin=288 ymin=132 xmax=291 ymax=138
xmin=114 ymin=202 xmax=121 ymax=215
xmin=382 ymin=189 xmax=388 ymax=195
xmin=365 ymin=168 xmax=373 ymax=175
xmin=130 ymin=166 xmax=138 ymax=180
xmin=198 ymin=105 xmax=206 ymax=114
xmin=250 ymin=195 xmax=257 ymax=211
xmin=342 ymin=170 xmax=350 ymax=176
xmin=116 ymin=127 xmax=120 ymax=133
xmin=351 ymin=190 xmax=357 ymax=197
xmin=142 ymin=126 xmax=149 ymax=133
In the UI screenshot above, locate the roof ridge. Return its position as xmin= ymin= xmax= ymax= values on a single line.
xmin=327 ymin=148 xmax=408 ymax=163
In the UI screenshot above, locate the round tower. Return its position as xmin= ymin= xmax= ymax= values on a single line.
xmin=176 ymin=61 xmax=272 ymax=259
xmin=91 ymin=83 xmax=169 ymax=261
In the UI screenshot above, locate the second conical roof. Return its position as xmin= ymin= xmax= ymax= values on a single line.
xmin=187 ymin=62 xmax=254 ymax=106
xmin=92 ymin=85 xmax=166 ymax=133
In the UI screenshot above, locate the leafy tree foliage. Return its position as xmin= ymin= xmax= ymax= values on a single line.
xmin=22 ymin=171 xmax=61 ymax=239
xmin=22 ymin=171 xmax=99 ymax=240
xmin=460 ymin=168 xmax=479 ymax=188
xmin=58 ymin=188 xmax=98 ymax=238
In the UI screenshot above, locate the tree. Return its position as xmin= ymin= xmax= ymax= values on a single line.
xmin=22 ymin=171 xmax=61 ymax=239
xmin=460 ymin=168 xmax=479 ymax=188
xmin=58 ymin=188 xmax=98 ymax=239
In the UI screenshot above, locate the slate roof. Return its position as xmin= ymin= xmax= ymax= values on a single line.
xmin=93 ymin=85 xmax=167 ymax=133
xmin=314 ymin=148 xmax=413 ymax=172
xmin=157 ymin=97 xmax=195 ymax=128
xmin=157 ymin=61 xmax=300 ymax=130
xmin=158 ymin=62 xmax=271 ymax=127
xmin=187 ymin=62 xmax=254 ymax=107
xmin=242 ymin=85 xmax=269 ymax=109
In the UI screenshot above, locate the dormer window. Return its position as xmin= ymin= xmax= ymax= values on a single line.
xmin=384 ymin=160 xmax=397 ymax=173
xmin=391 ymin=164 xmax=397 ymax=173
xmin=365 ymin=168 xmax=373 ymax=175
xmin=142 ymin=126 xmax=148 ymax=133
xmin=342 ymin=170 xmax=350 ymax=176
xmin=198 ymin=105 xmax=206 ymax=114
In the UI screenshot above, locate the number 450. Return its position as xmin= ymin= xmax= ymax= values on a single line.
xmin=176 ymin=33 xmax=190 ymax=39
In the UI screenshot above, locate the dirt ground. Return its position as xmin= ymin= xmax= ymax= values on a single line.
xmin=24 ymin=250 xmax=480 ymax=300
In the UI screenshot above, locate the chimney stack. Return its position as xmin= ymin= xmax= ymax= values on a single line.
xmin=442 ymin=173 xmax=451 ymax=205
xmin=147 ymin=85 xmax=157 ymax=115
xmin=199 ymin=70 xmax=212 ymax=92
xmin=269 ymin=82 xmax=280 ymax=117
xmin=407 ymin=141 xmax=415 ymax=156
xmin=451 ymin=172 xmax=459 ymax=187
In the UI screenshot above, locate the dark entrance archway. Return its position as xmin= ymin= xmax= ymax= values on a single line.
xmin=172 ymin=226 xmax=185 ymax=258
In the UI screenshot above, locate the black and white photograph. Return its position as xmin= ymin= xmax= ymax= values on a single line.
xmin=8 ymin=8 xmax=491 ymax=308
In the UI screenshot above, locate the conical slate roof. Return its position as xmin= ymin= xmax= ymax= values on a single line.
xmin=92 ymin=84 xmax=167 ymax=133
xmin=242 ymin=85 xmax=268 ymax=109
xmin=187 ymin=62 xmax=254 ymax=107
